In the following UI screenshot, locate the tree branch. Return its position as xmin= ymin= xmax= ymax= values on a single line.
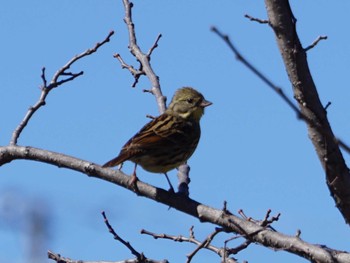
xmin=264 ymin=0 xmax=350 ymax=224
xmin=101 ymin=211 xmax=167 ymax=263
xmin=213 ymin=1 xmax=350 ymax=224
xmin=1 ymin=145 xmax=349 ymax=262
xmin=9 ymin=30 xmax=114 ymax=146
xmin=48 ymin=250 xmax=166 ymax=263
xmin=304 ymin=35 xmax=328 ymax=52
xmin=116 ymin=0 xmax=191 ymax=195
xmin=141 ymin=227 xmax=238 ymax=263
xmin=119 ymin=0 xmax=165 ymax=112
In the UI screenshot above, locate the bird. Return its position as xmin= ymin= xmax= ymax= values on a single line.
xmin=102 ymin=87 xmax=212 ymax=192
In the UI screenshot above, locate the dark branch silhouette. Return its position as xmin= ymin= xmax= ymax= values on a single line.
xmin=212 ymin=0 xmax=350 ymax=224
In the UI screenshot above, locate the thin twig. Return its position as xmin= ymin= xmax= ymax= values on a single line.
xmin=120 ymin=0 xmax=165 ymax=113
xmin=186 ymin=227 xmax=224 ymax=263
xmin=244 ymin=14 xmax=269 ymax=24
xmin=304 ymin=35 xmax=328 ymax=52
xmin=238 ymin=209 xmax=279 ymax=231
xmin=10 ymin=30 xmax=114 ymax=146
xmin=113 ymin=53 xmax=144 ymax=87
xmin=102 ymin=211 xmax=145 ymax=261
xmin=141 ymin=227 xmax=238 ymax=263
xmin=101 ymin=212 xmax=169 ymax=262
xmin=337 ymin=139 xmax=350 ymax=154
xmin=227 ymin=240 xmax=252 ymax=255
xmin=50 ymin=30 xmax=114 ymax=89
xmin=211 ymin=26 xmax=302 ymax=118
xmin=324 ymin=101 xmax=332 ymax=111
xmin=211 ymin=26 xmax=350 ymax=154
xmin=147 ymin=34 xmax=162 ymax=58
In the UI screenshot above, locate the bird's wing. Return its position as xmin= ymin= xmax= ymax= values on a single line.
xmin=127 ymin=114 xmax=187 ymax=148
xmin=102 ymin=114 xmax=193 ymax=168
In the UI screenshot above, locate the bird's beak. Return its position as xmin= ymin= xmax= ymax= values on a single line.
xmin=200 ymin=99 xmax=212 ymax=108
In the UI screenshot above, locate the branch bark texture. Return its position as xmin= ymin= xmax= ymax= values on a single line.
xmin=265 ymin=0 xmax=350 ymax=224
xmin=1 ymin=145 xmax=349 ymax=263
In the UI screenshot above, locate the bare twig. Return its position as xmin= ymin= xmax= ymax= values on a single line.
xmin=141 ymin=227 xmax=238 ymax=263
xmin=119 ymin=0 xmax=165 ymax=113
xmin=237 ymin=209 xmax=279 ymax=232
xmin=226 ymin=240 xmax=252 ymax=255
xmin=304 ymin=35 xmax=328 ymax=52
xmin=102 ymin=211 xmax=145 ymax=261
xmin=10 ymin=30 xmax=114 ymax=146
xmin=211 ymin=26 xmax=302 ymax=119
xmin=186 ymin=227 xmax=225 ymax=263
xmin=244 ymin=14 xmax=269 ymax=24
xmin=147 ymin=34 xmax=162 ymax=58
xmin=113 ymin=53 xmax=144 ymax=87
xmin=324 ymin=101 xmax=332 ymax=111
xmin=222 ymin=232 xmax=252 ymax=262
xmin=101 ymin=211 xmax=169 ymax=263
xmin=211 ymin=26 xmax=350 ymax=157
xmin=338 ymin=139 xmax=350 ymax=154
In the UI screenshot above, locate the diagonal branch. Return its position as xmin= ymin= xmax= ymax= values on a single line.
xmin=264 ymin=0 xmax=350 ymax=224
xmin=1 ymin=145 xmax=350 ymax=262
xmin=9 ymin=31 xmax=114 ymax=146
xmin=212 ymin=2 xmax=350 ymax=224
xmin=102 ymin=211 xmax=148 ymax=262
xmin=304 ymin=35 xmax=328 ymax=52
xmin=211 ymin=26 xmax=302 ymax=119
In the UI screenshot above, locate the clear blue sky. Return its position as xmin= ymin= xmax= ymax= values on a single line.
xmin=1 ymin=1 xmax=350 ymax=262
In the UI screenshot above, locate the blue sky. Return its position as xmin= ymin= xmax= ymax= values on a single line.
xmin=1 ymin=1 xmax=350 ymax=262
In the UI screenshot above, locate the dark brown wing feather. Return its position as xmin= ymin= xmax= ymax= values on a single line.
xmin=102 ymin=113 xmax=199 ymax=168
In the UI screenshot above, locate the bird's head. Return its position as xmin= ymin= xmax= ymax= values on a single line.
xmin=166 ymin=87 xmax=212 ymax=121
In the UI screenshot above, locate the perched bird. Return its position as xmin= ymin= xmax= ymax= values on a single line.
xmin=102 ymin=87 xmax=212 ymax=191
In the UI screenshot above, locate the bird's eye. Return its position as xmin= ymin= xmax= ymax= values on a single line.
xmin=186 ymin=98 xmax=193 ymax=104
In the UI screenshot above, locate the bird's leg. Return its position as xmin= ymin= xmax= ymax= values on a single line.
xmin=164 ymin=173 xmax=175 ymax=193
xmin=129 ymin=163 xmax=139 ymax=192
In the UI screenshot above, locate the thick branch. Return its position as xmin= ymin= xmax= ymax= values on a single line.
xmin=265 ymin=0 xmax=350 ymax=224
xmin=1 ymin=145 xmax=349 ymax=263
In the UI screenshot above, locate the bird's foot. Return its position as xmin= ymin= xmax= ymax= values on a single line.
xmin=129 ymin=173 xmax=139 ymax=193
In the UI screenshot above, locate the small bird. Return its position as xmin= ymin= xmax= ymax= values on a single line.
xmin=102 ymin=87 xmax=212 ymax=191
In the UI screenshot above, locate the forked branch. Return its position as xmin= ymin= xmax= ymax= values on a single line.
xmin=10 ymin=31 xmax=114 ymax=146
xmin=212 ymin=0 xmax=350 ymax=223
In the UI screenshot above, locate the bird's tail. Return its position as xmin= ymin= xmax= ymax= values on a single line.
xmin=102 ymin=154 xmax=128 ymax=168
